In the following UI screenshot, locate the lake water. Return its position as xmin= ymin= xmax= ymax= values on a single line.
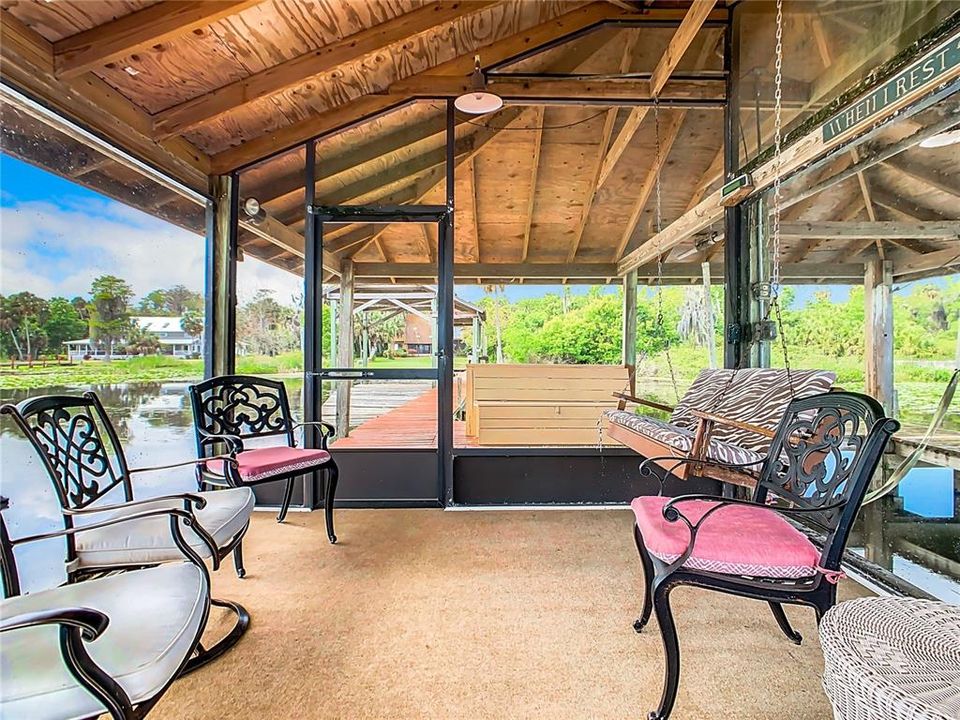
xmin=1 ymin=381 xmax=957 ymax=601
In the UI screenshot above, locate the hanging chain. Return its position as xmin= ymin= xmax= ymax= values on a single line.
xmin=771 ymin=0 xmax=784 ymax=291
xmin=770 ymin=0 xmax=794 ymax=393
xmin=652 ymin=96 xmax=680 ymax=402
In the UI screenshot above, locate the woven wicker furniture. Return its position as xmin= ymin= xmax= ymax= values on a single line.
xmin=820 ymin=597 xmax=960 ymax=720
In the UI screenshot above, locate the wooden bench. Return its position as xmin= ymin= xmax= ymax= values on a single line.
xmin=465 ymin=364 xmax=629 ymax=446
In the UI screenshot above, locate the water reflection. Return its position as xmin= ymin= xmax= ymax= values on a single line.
xmin=0 ymin=380 xmax=956 ymax=601
xmin=0 ymin=379 xmax=303 ymax=593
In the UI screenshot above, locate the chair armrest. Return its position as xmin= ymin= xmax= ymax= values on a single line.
xmin=0 ymin=606 xmax=135 ymax=715
xmin=129 ymin=455 xmax=238 ymax=476
xmin=0 ymin=606 xmax=109 ymax=640
xmin=612 ymin=392 xmax=675 ymax=414
xmin=689 ymin=409 xmax=776 ymax=439
xmin=293 ymin=421 xmax=336 ymax=449
xmin=62 ymin=493 xmax=208 ymax=516
xmin=198 ymin=430 xmax=244 ymax=454
xmin=11 ymin=507 xmax=219 ymax=571
xmin=639 ymin=454 xmax=766 ymax=480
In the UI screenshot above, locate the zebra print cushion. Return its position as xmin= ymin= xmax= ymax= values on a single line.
xmin=669 ymin=368 xmax=836 ymax=454
xmin=605 ymin=411 xmax=765 ymax=469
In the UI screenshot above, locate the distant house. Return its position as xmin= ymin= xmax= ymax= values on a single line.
xmin=64 ymin=316 xmax=201 ymax=360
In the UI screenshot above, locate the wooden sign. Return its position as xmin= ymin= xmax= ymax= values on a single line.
xmin=823 ymin=29 xmax=960 ymax=143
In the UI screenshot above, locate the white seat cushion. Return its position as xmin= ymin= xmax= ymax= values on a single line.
xmin=1 ymin=562 xmax=207 ymax=720
xmin=75 ymin=487 xmax=254 ymax=569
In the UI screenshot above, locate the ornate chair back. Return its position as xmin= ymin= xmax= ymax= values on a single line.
xmin=0 ymin=393 xmax=134 ymax=576
xmin=751 ymin=391 xmax=899 ymax=571
xmin=1 ymin=393 xmax=133 ymax=513
xmin=187 ymin=375 xmax=297 ymax=459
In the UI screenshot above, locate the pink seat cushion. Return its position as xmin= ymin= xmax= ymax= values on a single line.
xmin=207 ymin=446 xmax=331 ymax=483
xmin=631 ymin=495 xmax=820 ymax=579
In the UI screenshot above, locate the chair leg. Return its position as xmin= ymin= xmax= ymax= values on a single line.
xmin=233 ymin=542 xmax=246 ymax=579
xmin=277 ymin=478 xmax=295 ymax=523
xmin=324 ymin=462 xmax=339 ymax=544
xmin=649 ymin=581 xmax=681 ymax=720
xmin=633 ymin=524 xmax=654 ymax=633
xmin=182 ymin=598 xmax=250 ymax=675
xmin=768 ymin=601 xmax=802 ymax=645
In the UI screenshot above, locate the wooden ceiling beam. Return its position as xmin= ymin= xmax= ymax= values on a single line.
xmin=208 ymin=3 xmax=634 ymax=173
xmin=389 ymin=76 xmax=725 ymax=102
xmin=598 ymin=31 xmax=719 ymax=190
xmin=850 ymin=147 xmax=884 ymax=259
xmin=649 ymin=0 xmax=718 ymax=97
xmin=54 ymin=1 xmax=261 ymax=79
xmin=210 ymin=94 xmax=408 ymax=173
xmin=894 ymin=247 xmax=960 ymax=281
xmin=151 ymin=1 xmax=498 ymax=138
xmin=567 ymin=33 xmax=637 ymax=262
xmin=881 ymin=155 xmax=960 ymax=197
xmin=246 ymin=111 xmax=451 ymax=205
xmin=781 ymin=221 xmax=960 ymax=240
xmin=614 ymin=108 xmax=687 ymax=260
xmin=521 ymin=107 xmax=544 ymax=262
xmin=0 ymin=10 xmax=209 ymax=191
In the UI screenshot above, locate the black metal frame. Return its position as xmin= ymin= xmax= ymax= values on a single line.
xmin=188 ymin=374 xmax=340 ymax=542
xmin=629 ymin=392 xmax=899 ymax=720
xmin=0 ymin=497 xmax=212 ymax=720
xmin=0 ymin=392 xmax=249 ymax=674
xmin=305 ymin=99 xmax=455 ymax=506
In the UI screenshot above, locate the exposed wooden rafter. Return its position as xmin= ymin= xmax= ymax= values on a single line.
xmin=649 ymin=0 xmax=718 ymax=97
xmin=567 ymin=33 xmax=637 ymax=262
xmin=521 ymin=107 xmax=544 ymax=262
xmin=0 ymin=10 xmax=209 ymax=191
xmin=151 ymin=1 xmax=498 ymax=138
xmin=209 ymin=3 xmax=633 ymax=173
xmin=388 ymin=75 xmax=725 ymax=103
xmin=55 ymin=1 xmax=262 ymax=79
xmin=614 ymin=108 xmax=687 ymax=260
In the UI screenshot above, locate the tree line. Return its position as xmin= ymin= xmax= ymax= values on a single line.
xmin=465 ymin=280 xmax=960 ymax=366
xmin=0 ymin=275 xmax=203 ymax=360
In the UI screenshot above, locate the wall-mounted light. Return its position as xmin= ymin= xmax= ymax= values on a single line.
xmin=919 ymin=127 xmax=960 ymax=149
xmin=241 ymin=197 xmax=266 ymax=225
xmin=454 ymin=55 xmax=503 ymax=115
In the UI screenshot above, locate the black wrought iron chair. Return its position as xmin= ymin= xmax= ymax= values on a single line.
xmin=188 ymin=374 xmax=339 ymax=543
xmin=0 ymin=392 xmax=252 ymax=670
xmin=0 ymin=496 xmax=211 ymax=720
xmin=628 ymin=391 xmax=899 ymax=720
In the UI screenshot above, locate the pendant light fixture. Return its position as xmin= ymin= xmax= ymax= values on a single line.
xmin=454 ymin=55 xmax=503 ymax=115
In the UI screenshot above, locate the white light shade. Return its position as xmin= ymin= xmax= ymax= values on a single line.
xmin=454 ymin=91 xmax=503 ymax=115
xmin=918 ymin=128 xmax=960 ymax=148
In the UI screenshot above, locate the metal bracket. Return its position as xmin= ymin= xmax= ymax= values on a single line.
xmin=753 ymin=321 xmax=778 ymax=342
xmin=752 ymin=281 xmax=773 ymax=300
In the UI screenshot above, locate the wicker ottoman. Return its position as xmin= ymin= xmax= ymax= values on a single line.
xmin=820 ymin=597 xmax=960 ymax=720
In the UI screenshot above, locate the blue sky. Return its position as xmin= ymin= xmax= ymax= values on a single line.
xmin=0 ymin=154 xmax=946 ymax=308
xmin=0 ymin=155 xmax=299 ymax=303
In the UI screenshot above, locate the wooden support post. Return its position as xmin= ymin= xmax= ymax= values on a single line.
xmin=702 ymin=261 xmax=717 ymax=369
xmin=622 ymin=269 xmax=638 ymax=394
xmin=865 ymin=258 xmax=895 ymax=413
xmin=329 ymin=300 xmax=338 ymax=367
xmin=204 ymin=174 xmax=237 ymax=378
xmin=471 ymin=316 xmax=480 ymax=364
xmin=336 ymin=259 xmax=355 ymax=436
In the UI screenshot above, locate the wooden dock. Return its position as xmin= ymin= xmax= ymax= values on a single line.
xmin=328 ymin=384 xmax=476 ymax=449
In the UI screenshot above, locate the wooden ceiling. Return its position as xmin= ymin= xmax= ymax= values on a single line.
xmin=1 ymin=0 xmax=957 ymax=284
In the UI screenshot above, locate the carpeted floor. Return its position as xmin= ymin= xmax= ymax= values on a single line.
xmin=153 ymin=509 xmax=869 ymax=719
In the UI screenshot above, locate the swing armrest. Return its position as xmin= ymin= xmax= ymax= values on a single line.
xmin=612 ymin=392 xmax=675 ymax=414
xmin=689 ymin=410 xmax=776 ymax=439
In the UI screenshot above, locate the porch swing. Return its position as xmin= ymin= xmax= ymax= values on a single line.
xmin=604 ymin=87 xmax=836 ymax=490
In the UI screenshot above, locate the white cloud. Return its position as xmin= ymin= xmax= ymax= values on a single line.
xmin=0 ymin=196 xmax=304 ymax=306
xmin=1 ymin=196 xmax=204 ymax=298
